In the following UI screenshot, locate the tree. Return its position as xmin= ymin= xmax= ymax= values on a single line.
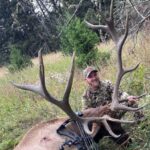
xmin=0 ymin=0 xmax=13 ymax=65
xmin=61 ymin=18 xmax=99 ymax=67
xmin=0 ymin=0 xmax=63 ymax=66
xmin=8 ymin=45 xmax=32 ymax=72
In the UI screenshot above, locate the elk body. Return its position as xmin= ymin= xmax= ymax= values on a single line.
xmin=14 ymin=118 xmax=71 ymax=150
xmin=13 ymin=0 xmax=146 ymax=150
xmin=14 ymin=102 xmax=114 ymax=150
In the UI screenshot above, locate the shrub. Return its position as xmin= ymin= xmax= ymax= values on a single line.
xmin=61 ymin=18 xmax=99 ymax=68
xmin=98 ymin=51 xmax=111 ymax=66
xmin=8 ymin=45 xmax=32 ymax=72
xmin=123 ymin=65 xmax=146 ymax=95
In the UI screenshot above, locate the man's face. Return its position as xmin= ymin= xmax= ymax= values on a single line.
xmin=85 ymin=71 xmax=100 ymax=89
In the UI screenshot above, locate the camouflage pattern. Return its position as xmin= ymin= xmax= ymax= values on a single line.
xmin=82 ymin=80 xmax=144 ymax=120
xmin=82 ymin=80 xmax=128 ymax=110
xmin=83 ymin=66 xmax=97 ymax=79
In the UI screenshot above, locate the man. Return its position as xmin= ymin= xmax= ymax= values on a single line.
xmin=82 ymin=66 xmax=143 ymax=147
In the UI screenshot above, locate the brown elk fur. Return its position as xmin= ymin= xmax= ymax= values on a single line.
xmin=14 ymin=107 xmax=107 ymax=150
xmin=14 ymin=118 xmax=78 ymax=150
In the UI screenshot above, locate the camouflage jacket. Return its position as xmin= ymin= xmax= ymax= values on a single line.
xmin=82 ymin=80 xmax=143 ymax=120
xmin=82 ymin=80 xmax=129 ymax=110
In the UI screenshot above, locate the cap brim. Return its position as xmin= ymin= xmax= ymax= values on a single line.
xmin=86 ymin=70 xmax=98 ymax=78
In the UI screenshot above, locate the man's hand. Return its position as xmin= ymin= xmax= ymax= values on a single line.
xmin=98 ymin=105 xmax=111 ymax=116
xmin=82 ymin=105 xmax=111 ymax=117
xmin=127 ymin=96 xmax=138 ymax=105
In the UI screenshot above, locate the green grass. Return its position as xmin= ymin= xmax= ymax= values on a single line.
xmin=0 ymin=55 xmax=84 ymax=150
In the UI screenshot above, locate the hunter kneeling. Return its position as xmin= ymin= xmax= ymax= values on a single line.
xmin=82 ymin=66 xmax=144 ymax=147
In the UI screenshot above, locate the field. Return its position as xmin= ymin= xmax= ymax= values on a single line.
xmin=0 ymin=33 xmax=150 ymax=150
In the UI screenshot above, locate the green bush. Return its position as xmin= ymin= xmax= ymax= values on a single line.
xmin=98 ymin=51 xmax=111 ymax=66
xmin=61 ymin=18 xmax=99 ymax=68
xmin=8 ymin=45 xmax=32 ymax=72
xmin=124 ymin=65 xmax=146 ymax=95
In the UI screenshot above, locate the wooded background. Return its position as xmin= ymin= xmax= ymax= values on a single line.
xmin=0 ymin=0 xmax=149 ymax=68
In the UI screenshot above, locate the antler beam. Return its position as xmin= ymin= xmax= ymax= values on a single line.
xmin=84 ymin=0 xmax=146 ymax=112
xmin=12 ymin=50 xmax=80 ymax=121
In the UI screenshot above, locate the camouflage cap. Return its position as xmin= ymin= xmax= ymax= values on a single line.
xmin=83 ymin=66 xmax=98 ymax=78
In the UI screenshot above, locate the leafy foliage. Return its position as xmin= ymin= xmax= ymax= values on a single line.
xmin=125 ymin=65 xmax=146 ymax=95
xmin=98 ymin=51 xmax=111 ymax=66
xmin=0 ymin=0 xmax=13 ymax=65
xmin=0 ymin=0 xmax=62 ymax=66
xmin=61 ymin=18 xmax=99 ymax=67
xmin=8 ymin=45 xmax=32 ymax=72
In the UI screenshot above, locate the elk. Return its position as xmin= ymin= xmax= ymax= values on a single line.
xmin=12 ymin=0 xmax=146 ymax=150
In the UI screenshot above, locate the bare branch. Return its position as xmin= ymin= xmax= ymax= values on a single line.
xmin=57 ymin=0 xmax=83 ymax=37
xmin=84 ymin=20 xmax=108 ymax=31
xmin=128 ymin=0 xmax=146 ymax=19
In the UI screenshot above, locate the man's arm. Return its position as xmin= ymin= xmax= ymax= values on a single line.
xmin=82 ymin=90 xmax=91 ymax=110
xmin=119 ymin=91 xmax=139 ymax=106
xmin=106 ymin=80 xmax=138 ymax=106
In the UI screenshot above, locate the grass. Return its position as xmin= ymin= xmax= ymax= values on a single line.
xmin=0 ymin=32 xmax=150 ymax=150
xmin=0 ymin=52 xmax=85 ymax=150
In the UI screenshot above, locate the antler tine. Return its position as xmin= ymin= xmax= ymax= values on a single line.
xmin=82 ymin=115 xmax=134 ymax=138
xmin=12 ymin=50 xmax=62 ymax=107
xmin=12 ymin=83 xmax=44 ymax=97
xmin=82 ymin=119 xmax=120 ymax=138
xmin=117 ymin=14 xmax=129 ymax=52
xmin=110 ymin=0 xmax=114 ymax=20
xmin=102 ymin=120 xmax=120 ymax=138
xmin=38 ymin=50 xmax=46 ymax=90
xmin=124 ymin=63 xmax=140 ymax=74
xmin=63 ymin=52 xmax=75 ymax=103
xmin=38 ymin=50 xmax=62 ymax=106
xmin=112 ymin=15 xmax=130 ymax=98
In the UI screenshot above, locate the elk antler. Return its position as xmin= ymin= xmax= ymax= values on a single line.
xmin=85 ymin=0 xmax=147 ymax=112
xmin=12 ymin=50 xmax=134 ymax=138
xmin=12 ymin=50 xmax=80 ymax=121
xmin=82 ymin=114 xmax=134 ymax=138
